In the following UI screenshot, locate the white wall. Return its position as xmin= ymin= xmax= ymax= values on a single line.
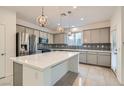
xmin=121 ymin=7 xmax=124 ymax=84
xmin=0 ymin=8 xmax=16 ymax=77
xmin=17 ymin=18 xmax=54 ymax=34
xmin=111 ymin=6 xmax=124 ymax=84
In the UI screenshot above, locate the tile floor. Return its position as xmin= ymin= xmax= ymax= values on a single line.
xmin=73 ymin=64 xmax=120 ymax=86
xmin=0 ymin=64 xmax=120 ymax=86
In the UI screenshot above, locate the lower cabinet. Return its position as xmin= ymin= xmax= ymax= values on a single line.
xmin=87 ymin=52 xmax=97 ymax=65
xmin=79 ymin=52 xmax=87 ymax=63
xmin=79 ymin=51 xmax=111 ymax=67
xmin=98 ymin=53 xmax=111 ymax=67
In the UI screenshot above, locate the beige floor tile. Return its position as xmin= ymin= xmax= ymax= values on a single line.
xmin=87 ymin=68 xmax=104 ymax=82
xmin=85 ymin=78 xmax=106 ymax=86
xmin=79 ymin=65 xmax=89 ymax=78
xmin=75 ymin=64 xmax=120 ymax=86
xmin=73 ymin=76 xmax=86 ymax=86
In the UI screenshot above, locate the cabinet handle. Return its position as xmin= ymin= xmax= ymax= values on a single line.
xmin=1 ymin=53 xmax=5 ymax=56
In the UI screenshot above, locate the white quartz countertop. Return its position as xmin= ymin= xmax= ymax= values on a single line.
xmin=10 ymin=51 xmax=79 ymax=71
xmin=50 ymin=48 xmax=111 ymax=53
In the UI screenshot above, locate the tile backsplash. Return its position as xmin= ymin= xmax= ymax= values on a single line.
xmin=37 ymin=43 xmax=111 ymax=51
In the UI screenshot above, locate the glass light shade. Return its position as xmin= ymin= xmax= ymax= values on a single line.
xmin=68 ymin=31 xmax=72 ymax=36
xmin=37 ymin=15 xmax=48 ymax=27
xmin=57 ymin=26 xmax=64 ymax=32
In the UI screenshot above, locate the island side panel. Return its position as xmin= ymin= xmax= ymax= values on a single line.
xmin=13 ymin=62 xmax=23 ymax=86
xmin=23 ymin=65 xmax=52 ymax=86
xmin=68 ymin=54 xmax=79 ymax=73
xmin=51 ymin=60 xmax=68 ymax=85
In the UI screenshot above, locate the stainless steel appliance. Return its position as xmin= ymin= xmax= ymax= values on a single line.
xmin=29 ymin=34 xmax=36 ymax=55
xmin=16 ymin=32 xmax=36 ymax=56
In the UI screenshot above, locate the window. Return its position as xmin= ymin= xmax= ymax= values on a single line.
xmin=66 ymin=32 xmax=83 ymax=46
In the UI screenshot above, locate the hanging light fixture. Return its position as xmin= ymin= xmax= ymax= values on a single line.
xmin=67 ymin=11 xmax=72 ymax=36
xmin=37 ymin=7 xmax=48 ymax=27
xmin=57 ymin=13 xmax=64 ymax=32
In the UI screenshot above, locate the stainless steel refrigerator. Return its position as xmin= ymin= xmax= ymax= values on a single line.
xmin=16 ymin=32 xmax=36 ymax=56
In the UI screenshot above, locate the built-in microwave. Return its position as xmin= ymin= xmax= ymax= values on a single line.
xmin=39 ymin=37 xmax=48 ymax=44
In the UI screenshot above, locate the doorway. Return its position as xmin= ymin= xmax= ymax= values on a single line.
xmin=0 ymin=24 xmax=6 ymax=78
xmin=111 ymin=29 xmax=117 ymax=74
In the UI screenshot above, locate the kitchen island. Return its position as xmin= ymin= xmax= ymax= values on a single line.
xmin=10 ymin=51 xmax=79 ymax=86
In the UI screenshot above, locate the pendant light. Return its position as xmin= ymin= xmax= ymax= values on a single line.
xmin=37 ymin=7 xmax=48 ymax=27
xmin=57 ymin=13 xmax=64 ymax=32
xmin=67 ymin=11 xmax=72 ymax=36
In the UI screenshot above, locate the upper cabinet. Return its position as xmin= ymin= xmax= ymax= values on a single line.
xmin=83 ymin=27 xmax=110 ymax=43
xmin=16 ymin=25 xmax=25 ymax=33
xmin=16 ymin=25 xmax=53 ymax=44
xmin=48 ymin=33 xmax=53 ymax=44
xmin=99 ymin=28 xmax=110 ymax=43
xmin=91 ymin=29 xmax=100 ymax=43
xmin=53 ymin=33 xmax=65 ymax=44
xmin=83 ymin=30 xmax=91 ymax=43
xmin=26 ymin=28 xmax=34 ymax=35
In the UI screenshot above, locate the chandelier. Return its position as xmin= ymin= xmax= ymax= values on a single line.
xmin=37 ymin=7 xmax=48 ymax=27
xmin=57 ymin=26 xmax=64 ymax=33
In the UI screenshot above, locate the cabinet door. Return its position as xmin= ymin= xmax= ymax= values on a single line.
xmin=100 ymin=28 xmax=110 ymax=43
xmin=48 ymin=34 xmax=53 ymax=44
xmin=53 ymin=34 xmax=58 ymax=43
xmin=91 ymin=29 xmax=100 ymax=43
xmin=43 ymin=32 xmax=48 ymax=38
xmin=98 ymin=53 xmax=111 ymax=67
xmin=16 ymin=25 xmax=25 ymax=33
xmin=87 ymin=52 xmax=97 ymax=65
xmin=34 ymin=30 xmax=40 ymax=44
xmin=59 ymin=34 xmax=64 ymax=43
xmin=79 ymin=52 xmax=87 ymax=63
xmin=53 ymin=34 xmax=64 ymax=44
xmin=26 ymin=28 xmax=34 ymax=35
xmin=40 ymin=32 xmax=43 ymax=38
xmin=34 ymin=30 xmax=39 ymax=38
xmin=50 ymin=34 xmax=53 ymax=44
xmin=83 ymin=30 xmax=91 ymax=43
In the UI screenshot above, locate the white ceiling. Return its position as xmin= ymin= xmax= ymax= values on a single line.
xmin=2 ymin=6 xmax=116 ymax=30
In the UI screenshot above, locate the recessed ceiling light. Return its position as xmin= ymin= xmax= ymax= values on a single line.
xmin=80 ymin=18 xmax=84 ymax=21
xmin=72 ymin=25 xmax=75 ymax=27
xmin=58 ymin=23 xmax=60 ymax=26
xmin=73 ymin=6 xmax=77 ymax=9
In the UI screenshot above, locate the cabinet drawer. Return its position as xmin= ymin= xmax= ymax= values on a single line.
xmin=98 ymin=52 xmax=111 ymax=56
xmin=87 ymin=53 xmax=97 ymax=65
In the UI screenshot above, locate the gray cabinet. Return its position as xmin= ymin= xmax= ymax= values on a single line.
xmin=87 ymin=52 xmax=97 ymax=65
xmin=48 ymin=33 xmax=53 ymax=44
xmin=16 ymin=25 xmax=25 ymax=33
xmin=91 ymin=29 xmax=100 ymax=43
xmin=53 ymin=33 xmax=65 ymax=44
xmin=83 ymin=27 xmax=110 ymax=43
xmin=79 ymin=51 xmax=111 ymax=67
xmin=100 ymin=28 xmax=110 ymax=43
xmin=83 ymin=30 xmax=91 ymax=43
xmin=26 ymin=28 xmax=34 ymax=35
xmin=98 ymin=53 xmax=111 ymax=67
xmin=79 ymin=52 xmax=87 ymax=63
